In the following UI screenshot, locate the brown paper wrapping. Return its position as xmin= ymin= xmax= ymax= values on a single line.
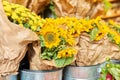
xmin=28 ymin=43 xmax=56 ymax=70
xmin=6 ymin=0 xmax=50 ymax=14
xmin=0 ymin=0 xmax=56 ymax=75
xmin=28 ymin=0 xmax=50 ymax=14
xmin=75 ymin=33 xmax=120 ymax=66
xmin=5 ymin=0 xmax=29 ymax=7
xmin=52 ymin=0 xmax=104 ymax=18
xmin=0 ymin=0 xmax=40 ymax=78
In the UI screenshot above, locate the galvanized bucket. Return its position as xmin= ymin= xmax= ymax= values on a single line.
xmin=63 ymin=64 xmax=100 ymax=80
xmin=21 ymin=68 xmax=63 ymax=80
xmin=2 ymin=74 xmax=18 ymax=80
xmin=111 ymin=59 xmax=120 ymax=64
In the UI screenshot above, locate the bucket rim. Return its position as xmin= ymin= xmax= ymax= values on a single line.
xmin=21 ymin=68 xmax=63 ymax=73
xmin=66 ymin=63 xmax=101 ymax=68
xmin=67 ymin=61 xmax=107 ymax=68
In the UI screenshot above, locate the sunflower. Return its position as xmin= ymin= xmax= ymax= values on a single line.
xmin=40 ymin=25 xmax=60 ymax=48
xmin=57 ymin=48 xmax=77 ymax=58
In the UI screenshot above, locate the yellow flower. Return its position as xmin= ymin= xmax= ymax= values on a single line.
xmin=109 ymin=20 xmax=115 ymax=25
xmin=3 ymin=0 xmax=44 ymax=33
xmin=4 ymin=6 xmax=12 ymax=13
xmin=114 ymin=36 xmax=120 ymax=44
xmin=19 ymin=24 xmax=23 ymax=27
xmin=31 ymin=26 xmax=37 ymax=31
xmin=40 ymin=26 xmax=60 ymax=48
xmin=59 ymin=28 xmax=67 ymax=39
xmin=57 ymin=48 xmax=77 ymax=58
xmin=28 ymin=20 xmax=34 ymax=26
xmin=11 ymin=12 xmax=19 ymax=20
xmin=6 ymin=12 xmax=11 ymax=16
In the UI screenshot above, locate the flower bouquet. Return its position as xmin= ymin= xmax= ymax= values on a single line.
xmin=3 ymin=1 xmax=77 ymax=69
xmin=6 ymin=0 xmax=50 ymax=14
xmin=0 ymin=0 xmax=39 ymax=80
xmin=2 ymin=1 xmax=78 ymax=80
xmin=2 ymin=0 xmax=120 ymax=80
xmin=63 ymin=18 xmax=120 ymax=80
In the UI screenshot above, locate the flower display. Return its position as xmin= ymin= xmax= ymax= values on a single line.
xmin=3 ymin=1 xmax=120 ymax=68
xmin=3 ymin=0 xmax=45 ymax=32
xmin=39 ymin=18 xmax=78 ymax=67
xmin=3 ymin=1 xmax=77 ymax=68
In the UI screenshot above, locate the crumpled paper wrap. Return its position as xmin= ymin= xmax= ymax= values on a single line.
xmin=52 ymin=0 xmax=104 ymax=18
xmin=6 ymin=0 xmax=50 ymax=14
xmin=0 ymin=0 xmax=56 ymax=74
xmin=74 ymin=33 xmax=120 ymax=66
xmin=28 ymin=43 xmax=56 ymax=70
xmin=0 ymin=0 xmax=40 ymax=79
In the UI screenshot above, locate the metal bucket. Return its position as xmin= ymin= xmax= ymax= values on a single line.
xmin=63 ymin=64 xmax=100 ymax=80
xmin=2 ymin=74 xmax=18 ymax=80
xmin=111 ymin=59 xmax=120 ymax=64
xmin=20 ymin=68 xmax=63 ymax=80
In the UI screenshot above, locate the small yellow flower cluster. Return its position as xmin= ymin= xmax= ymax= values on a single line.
xmin=92 ymin=18 xmax=110 ymax=40
xmin=57 ymin=48 xmax=77 ymax=58
xmin=3 ymin=0 xmax=45 ymax=32
xmin=110 ymin=29 xmax=120 ymax=45
xmin=108 ymin=20 xmax=120 ymax=45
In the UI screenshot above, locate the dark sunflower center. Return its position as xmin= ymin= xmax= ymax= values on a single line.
xmin=65 ymin=52 xmax=68 ymax=55
xmin=45 ymin=32 xmax=55 ymax=42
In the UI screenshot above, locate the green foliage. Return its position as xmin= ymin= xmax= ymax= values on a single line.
xmin=90 ymin=27 xmax=99 ymax=41
xmin=41 ymin=45 xmax=66 ymax=61
xmin=103 ymin=0 xmax=112 ymax=12
xmin=112 ymin=26 xmax=120 ymax=33
xmin=99 ymin=60 xmax=120 ymax=80
xmin=54 ymin=57 xmax=73 ymax=68
xmin=49 ymin=1 xmax=57 ymax=19
xmin=39 ymin=35 xmax=45 ymax=47
xmin=109 ymin=68 xmax=120 ymax=80
xmin=107 ymin=33 xmax=115 ymax=43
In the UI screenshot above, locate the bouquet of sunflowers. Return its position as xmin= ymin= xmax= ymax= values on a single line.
xmin=3 ymin=0 xmax=77 ymax=68
xmin=2 ymin=0 xmax=120 ymax=69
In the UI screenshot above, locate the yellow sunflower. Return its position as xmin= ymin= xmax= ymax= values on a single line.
xmin=57 ymin=48 xmax=77 ymax=58
xmin=40 ymin=25 xmax=60 ymax=48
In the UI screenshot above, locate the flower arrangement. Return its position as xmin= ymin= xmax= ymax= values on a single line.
xmin=3 ymin=1 xmax=77 ymax=68
xmin=3 ymin=1 xmax=120 ymax=68
xmin=3 ymin=0 xmax=45 ymax=32
xmin=39 ymin=18 xmax=78 ymax=67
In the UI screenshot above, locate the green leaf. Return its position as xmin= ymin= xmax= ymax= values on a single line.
xmin=49 ymin=1 xmax=57 ymax=19
xmin=54 ymin=58 xmax=66 ymax=68
xmin=41 ymin=52 xmax=47 ymax=56
xmin=63 ymin=57 xmax=74 ymax=67
xmin=90 ymin=27 xmax=99 ymax=41
xmin=103 ymin=0 xmax=112 ymax=12
xmin=54 ymin=57 xmax=74 ymax=68
xmin=113 ymin=26 xmax=120 ymax=33
xmin=118 ymin=43 xmax=120 ymax=48
xmin=39 ymin=35 xmax=45 ymax=47
xmin=36 ymin=26 xmax=41 ymax=31
xmin=53 ymin=52 xmax=57 ymax=59
xmin=23 ymin=23 xmax=30 ymax=28
xmin=47 ymin=52 xmax=53 ymax=57
xmin=109 ymin=68 xmax=120 ymax=80
xmin=107 ymin=33 xmax=115 ymax=42
xmin=41 ymin=55 xmax=51 ymax=60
